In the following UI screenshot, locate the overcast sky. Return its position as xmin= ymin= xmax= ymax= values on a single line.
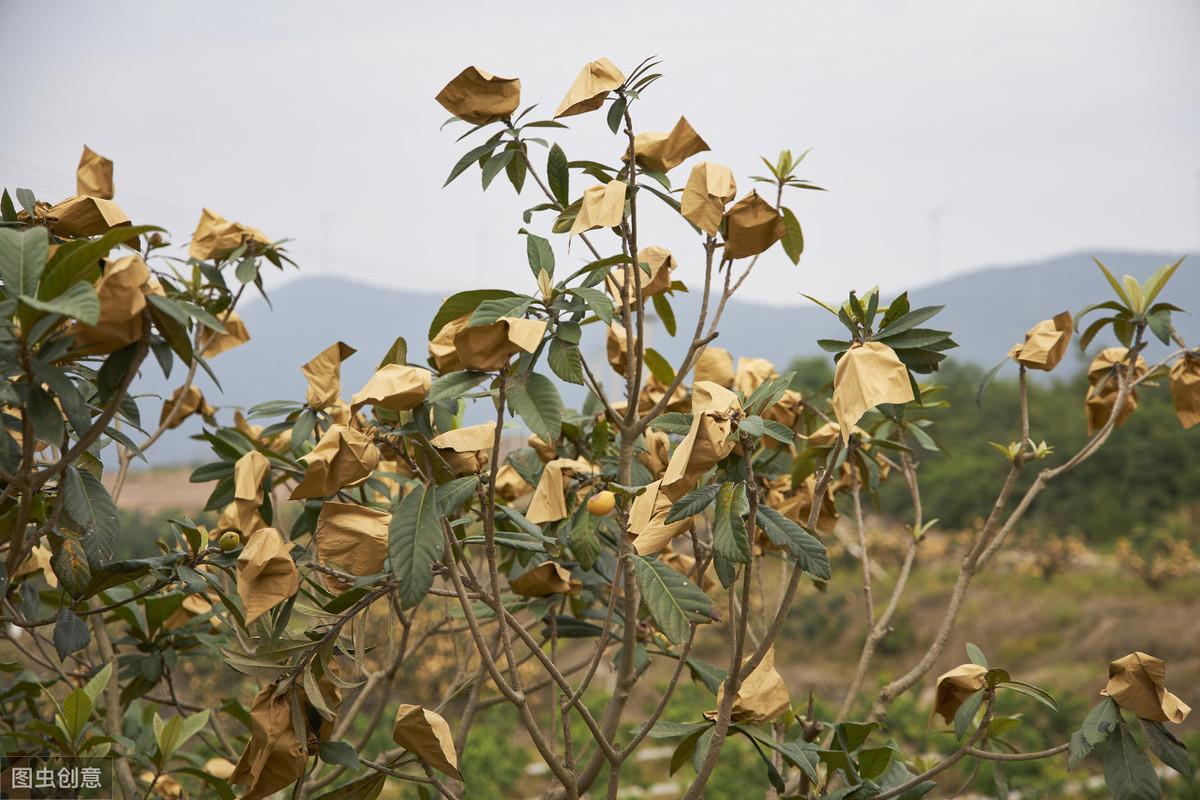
xmin=3 ymin=1 xmax=1197 ymax=306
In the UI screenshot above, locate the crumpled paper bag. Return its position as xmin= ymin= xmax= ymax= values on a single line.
xmin=436 ymin=66 xmax=520 ymax=124
xmin=734 ymin=357 xmax=778 ymax=397
xmin=392 ymin=705 xmax=462 ymax=779
xmin=69 ymin=254 xmax=149 ymax=354
xmin=232 ymin=679 xmax=337 ymax=800
xmin=46 ymin=194 xmax=130 ymax=237
xmin=724 ymin=191 xmax=784 ymax=259
xmin=526 ymin=457 xmax=594 ymax=524
xmin=1010 ymin=312 xmax=1073 ymax=372
xmin=637 ymin=429 xmax=671 ymax=478
xmin=236 ymin=528 xmax=299 ymax=624
xmin=1168 ymin=355 xmax=1200 ymax=429
xmin=302 ymin=341 xmax=357 ymax=411
xmin=554 ymin=58 xmax=624 ymax=118
xmin=351 ymin=364 xmax=431 ymax=413
xmin=630 ymin=479 xmax=695 ymax=555
xmin=510 ymin=560 xmax=580 ymax=597
xmin=159 ymin=386 xmax=215 ymax=430
xmin=495 ymin=463 xmax=533 ymax=502
xmin=694 ymin=347 xmax=735 ymax=388
xmin=429 ymin=314 xmax=469 ymax=373
xmin=607 ymin=322 xmax=634 ymax=375
xmin=832 ymin=341 xmax=914 ymax=441
xmin=661 ymin=381 xmax=741 ymax=500
xmin=453 ymin=316 xmax=547 ymax=371
xmin=316 ymin=501 xmax=390 ymax=589
xmin=681 ymin=162 xmax=736 ymax=235
xmin=1101 ymin=651 xmax=1191 ymax=723
xmin=630 ymin=117 xmax=709 ymax=172
xmin=189 ymin=208 xmax=270 ymax=261
xmin=77 ymin=145 xmax=114 ymax=199
xmin=200 ymin=310 xmax=250 ymax=358
xmin=570 ymin=180 xmax=626 ymax=236
xmin=706 ymin=647 xmax=790 ymax=724
xmin=606 ymin=245 xmax=675 ymax=306
xmin=290 ymin=424 xmax=380 ymax=499
xmin=933 ymin=663 xmax=987 ymax=725
xmin=430 ymin=421 xmax=496 ymax=475
xmin=1085 ymin=347 xmax=1147 ymax=434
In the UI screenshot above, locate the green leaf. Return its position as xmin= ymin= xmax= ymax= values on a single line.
xmin=73 ymin=468 xmax=121 ymax=565
xmin=644 ymin=348 xmax=675 ymax=385
xmin=436 ymin=476 xmax=479 ymax=516
xmin=571 ymin=286 xmax=613 ymax=325
xmin=569 ymin=509 xmax=600 ymax=570
xmin=738 ymin=415 xmax=764 ymax=437
xmin=1103 ymin=723 xmax=1161 ymax=800
xmin=780 ymin=207 xmax=804 ymax=264
xmin=61 ymin=688 xmax=93 ymax=741
xmin=1082 ymin=698 xmax=1120 ymax=746
xmin=606 ymin=95 xmax=627 ymax=134
xmin=548 ymin=144 xmax=570 ymax=207
xmin=1093 ymin=257 xmax=1132 ymax=307
xmin=548 ymin=338 xmax=584 ymax=385
xmin=666 ymin=484 xmax=720 ymax=523
xmin=0 ymin=226 xmax=49 ymax=297
xmin=428 ymin=289 xmax=520 ymax=339
xmin=1141 ymin=719 xmax=1192 ymax=778
xmin=469 ymin=295 xmax=533 ymax=327
xmin=481 ymin=150 xmax=516 ymax=190
xmin=313 ymin=773 xmax=385 ymax=800
xmin=954 ymin=688 xmax=984 ymax=740
xmin=507 ymin=372 xmax=562 ymax=443
xmin=966 ymin=642 xmax=988 ymax=667
xmin=53 ymin=608 xmax=90 ymax=660
xmin=52 ymin=538 xmax=92 ymax=598
xmin=82 ymin=662 xmax=113 ymax=705
xmin=444 ymin=140 xmax=501 ymax=187
xmin=38 ymin=225 xmax=160 ymax=302
xmin=632 ymin=555 xmax=715 ymax=644
xmin=998 ymin=680 xmax=1059 ymax=713
xmin=319 ymin=740 xmax=360 ymax=769
xmin=756 ymin=506 xmax=831 ymax=580
xmin=877 ymin=305 xmax=944 ymax=337
xmin=19 ymin=281 xmax=100 ymax=325
xmin=1141 ymin=256 xmax=1184 ymax=307
xmin=1068 ymin=729 xmax=1093 ymax=770
xmin=429 ymin=370 xmax=489 ymax=402
xmin=652 ymin=292 xmax=676 ymax=336
xmin=388 ymin=485 xmax=445 ymax=609
xmin=525 ymin=233 xmax=555 ymax=279
xmin=712 ymin=483 xmax=750 ymax=564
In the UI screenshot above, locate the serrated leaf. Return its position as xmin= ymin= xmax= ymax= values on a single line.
xmin=20 ymin=281 xmax=100 ymax=325
xmin=571 ymin=286 xmax=613 ymax=325
xmin=0 ymin=226 xmax=49 ymax=297
xmin=666 ymin=484 xmax=719 ymax=523
xmin=53 ymin=608 xmax=90 ymax=660
xmin=632 ymin=555 xmax=715 ymax=644
xmin=1103 ymin=723 xmax=1161 ymax=800
xmin=712 ymin=483 xmax=750 ymax=564
xmin=507 ymin=372 xmax=562 ymax=443
xmin=1141 ymin=719 xmax=1192 ymax=778
xmin=548 ymin=338 xmax=584 ymax=385
xmin=429 ymin=370 xmax=489 ymax=402
xmin=388 ymin=485 xmax=444 ymax=609
xmin=756 ymin=505 xmax=831 ymax=580
xmin=548 ymin=144 xmax=570 ymax=207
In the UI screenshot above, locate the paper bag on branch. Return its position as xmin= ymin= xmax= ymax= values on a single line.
xmin=236 ymin=528 xmax=299 ymax=624
xmin=436 ymin=66 xmax=520 ymax=124
xmin=681 ymin=162 xmax=736 ymax=235
xmin=832 ymin=342 xmax=914 ymax=441
xmin=1101 ymin=651 xmax=1191 ymax=724
xmin=554 ymin=57 xmax=624 ymax=118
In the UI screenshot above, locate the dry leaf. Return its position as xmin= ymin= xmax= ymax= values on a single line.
xmin=200 ymin=310 xmax=250 ymax=358
xmin=554 ymin=57 xmax=624 ymax=118
xmin=290 ymin=424 xmax=381 ymax=499
xmin=77 ymin=145 xmax=114 ymax=199
xmin=453 ymin=317 xmax=547 ymax=371
xmin=660 ymin=381 xmax=741 ymax=500
xmin=630 ymin=479 xmax=694 ymax=555
xmin=159 ymin=385 xmax=214 ymax=430
xmin=510 ymin=560 xmax=579 ymax=597
xmin=630 ymin=117 xmax=709 ymax=172
xmin=392 ymin=705 xmax=462 ymax=779
xmin=430 ymin=421 xmax=496 ymax=476
xmin=1168 ymin=355 xmax=1200 ymax=429
xmin=724 ymin=191 xmax=784 ymax=259
xmin=302 ymin=341 xmax=357 ymax=410
xmin=317 ymin=501 xmax=390 ymax=588
xmin=832 ymin=342 xmax=914 ymax=441
xmin=1101 ymin=651 xmax=1191 ymax=724
xmin=189 ymin=207 xmax=270 ymax=261
xmin=706 ymin=647 xmax=791 ymax=724
xmin=236 ymin=528 xmax=299 ymax=624
xmin=351 ymin=364 xmax=432 ymax=413
xmin=680 ymin=162 xmax=736 ymax=235
xmin=933 ymin=663 xmax=987 ymax=725
xmin=527 ymin=457 xmax=594 ymax=524
xmin=436 ymin=66 xmax=521 ymax=124
xmin=570 ymin=180 xmax=626 ymax=236
xmin=1012 ymin=312 xmax=1073 ymax=371
xmin=694 ymin=347 xmax=735 ymax=388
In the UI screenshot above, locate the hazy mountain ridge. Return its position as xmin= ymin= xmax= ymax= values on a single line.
xmin=139 ymin=250 xmax=1196 ymax=463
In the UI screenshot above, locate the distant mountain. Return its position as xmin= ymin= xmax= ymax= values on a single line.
xmin=138 ymin=250 xmax=1196 ymax=464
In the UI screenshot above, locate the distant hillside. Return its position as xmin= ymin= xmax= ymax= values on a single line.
xmin=137 ymin=250 xmax=1196 ymax=463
